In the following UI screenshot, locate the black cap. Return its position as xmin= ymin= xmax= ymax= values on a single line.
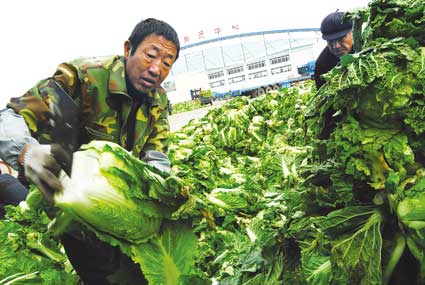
xmin=320 ymin=11 xmax=353 ymax=41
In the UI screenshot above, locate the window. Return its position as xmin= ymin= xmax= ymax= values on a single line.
xmin=270 ymin=54 xmax=290 ymax=65
xmin=208 ymin=71 xmax=224 ymax=80
xmin=162 ymin=81 xmax=176 ymax=92
xmin=271 ymin=65 xmax=292 ymax=75
xmin=248 ymin=70 xmax=268 ymax=80
xmin=210 ymin=80 xmax=226 ymax=88
xmin=227 ymin=66 xmax=244 ymax=75
xmin=228 ymin=75 xmax=245 ymax=83
xmin=247 ymin=60 xmax=265 ymax=70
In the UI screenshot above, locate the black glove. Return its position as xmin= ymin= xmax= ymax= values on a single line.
xmin=22 ymin=144 xmax=69 ymax=204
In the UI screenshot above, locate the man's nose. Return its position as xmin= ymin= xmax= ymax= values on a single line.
xmin=148 ymin=59 xmax=161 ymax=77
xmin=331 ymin=40 xmax=342 ymax=49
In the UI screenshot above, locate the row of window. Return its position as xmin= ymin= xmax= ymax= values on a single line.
xmin=228 ymin=75 xmax=245 ymax=84
xmin=248 ymin=70 xmax=268 ymax=80
xmin=208 ymin=64 xmax=292 ymax=88
xmin=208 ymin=54 xmax=290 ymax=79
xmin=208 ymin=64 xmax=291 ymax=81
xmin=210 ymin=80 xmax=226 ymax=88
xmin=208 ymin=70 xmax=224 ymax=80
xmin=227 ymin=66 xmax=244 ymax=75
xmin=270 ymin=55 xmax=290 ymax=65
xmin=247 ymin=60 xmax=265 ymax=70
xmin=271 ymin=64 xmax=292 ymax=75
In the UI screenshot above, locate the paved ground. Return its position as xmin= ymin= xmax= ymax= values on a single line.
xmin=169 ymin=100 xmax=227 ymax=132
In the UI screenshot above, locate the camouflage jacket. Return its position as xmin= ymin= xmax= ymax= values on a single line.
xmin=7 ymin=55 xmax=170 ymax=158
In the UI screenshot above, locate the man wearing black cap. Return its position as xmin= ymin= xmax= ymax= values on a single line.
xmin=314 ymin=11 xmax=353 ymax=89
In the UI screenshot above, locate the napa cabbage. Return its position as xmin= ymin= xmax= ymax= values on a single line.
xmin=54 ymin=141 xmax=181 ymax=243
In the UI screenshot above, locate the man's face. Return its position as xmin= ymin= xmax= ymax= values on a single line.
xmin=326 ymin=31 xmax=353 ymax=58
xmin=124 ymin=34 xmax=178 ymax=94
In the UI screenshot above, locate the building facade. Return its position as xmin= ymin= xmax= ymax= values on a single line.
xmin=164 ymin=28 xmax=325 ymax=103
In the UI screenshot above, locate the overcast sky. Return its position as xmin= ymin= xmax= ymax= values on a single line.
xmin=0 ymin=0 xmax=370 ymax=107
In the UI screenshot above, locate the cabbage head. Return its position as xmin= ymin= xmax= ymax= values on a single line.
xmin=55 ymin=141 xmax=179 ymax=243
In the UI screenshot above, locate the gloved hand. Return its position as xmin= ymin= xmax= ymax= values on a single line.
xmin=140 ymin=150 xmax=171 ymax=174
xmin=21 ymin=144 xmax=67 ymax=204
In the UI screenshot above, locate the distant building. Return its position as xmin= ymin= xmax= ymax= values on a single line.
xmin=163 ymin=28 xmax=325 ymax=103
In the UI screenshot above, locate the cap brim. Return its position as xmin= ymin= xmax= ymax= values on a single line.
xmin=322 ymin=29 xmax=351 ymax=41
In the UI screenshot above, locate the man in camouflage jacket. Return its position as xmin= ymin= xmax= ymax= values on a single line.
xmin=9 ymin=55 xmax=172 ymax=171
xmin=0 ymin=18 xmax=180 ymax=284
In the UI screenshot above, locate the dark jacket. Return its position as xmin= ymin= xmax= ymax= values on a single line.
xmin=314 ymin=46 xmax=340 ymax=89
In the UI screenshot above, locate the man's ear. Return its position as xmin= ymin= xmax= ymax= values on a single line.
xmin=124 ymin=40 xmax=132 ymax=58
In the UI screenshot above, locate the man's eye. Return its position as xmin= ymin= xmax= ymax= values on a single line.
xmin=163 ymin=61 xmax=171 ymax=68
xmin=147 ymin=53 xmax=155 ymax=59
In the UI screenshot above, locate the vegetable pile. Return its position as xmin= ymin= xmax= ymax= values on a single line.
xmin=169 ymin=83 xmax=320 ymax=284
xmin=0 ymin=196 xmax=79 ymax=284
xmin=166 ymin=0 xmax=425 ymax=283
xmin=2 ymin=0 xmax=425 ymax=284
xmin=171 ymin=100 xmax=204 ymax=114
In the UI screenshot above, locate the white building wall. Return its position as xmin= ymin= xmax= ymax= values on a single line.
xmin=163 ymin=29 xmax=323 ymax=103
xmin=166 ymin=72 xmax=210 ymax=103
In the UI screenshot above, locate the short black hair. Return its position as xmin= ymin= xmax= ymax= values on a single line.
xmin=128 ymin=18 xmax=180 ymax=60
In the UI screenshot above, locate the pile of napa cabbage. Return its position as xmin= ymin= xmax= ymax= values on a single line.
xmin=165 ymin=0 xmax=425 ymax=284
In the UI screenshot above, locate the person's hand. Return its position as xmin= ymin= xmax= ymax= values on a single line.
xmin=140 ymin=150 xmax=171 ymax=174
xmin=21 ymin=144 xmax=63 ymax=204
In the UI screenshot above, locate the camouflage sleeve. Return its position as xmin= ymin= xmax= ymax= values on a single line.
xmin=143 ymin=107 xmax=171 ymax=153
xmin=6 ymin=63 xmax=81 ymax=142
